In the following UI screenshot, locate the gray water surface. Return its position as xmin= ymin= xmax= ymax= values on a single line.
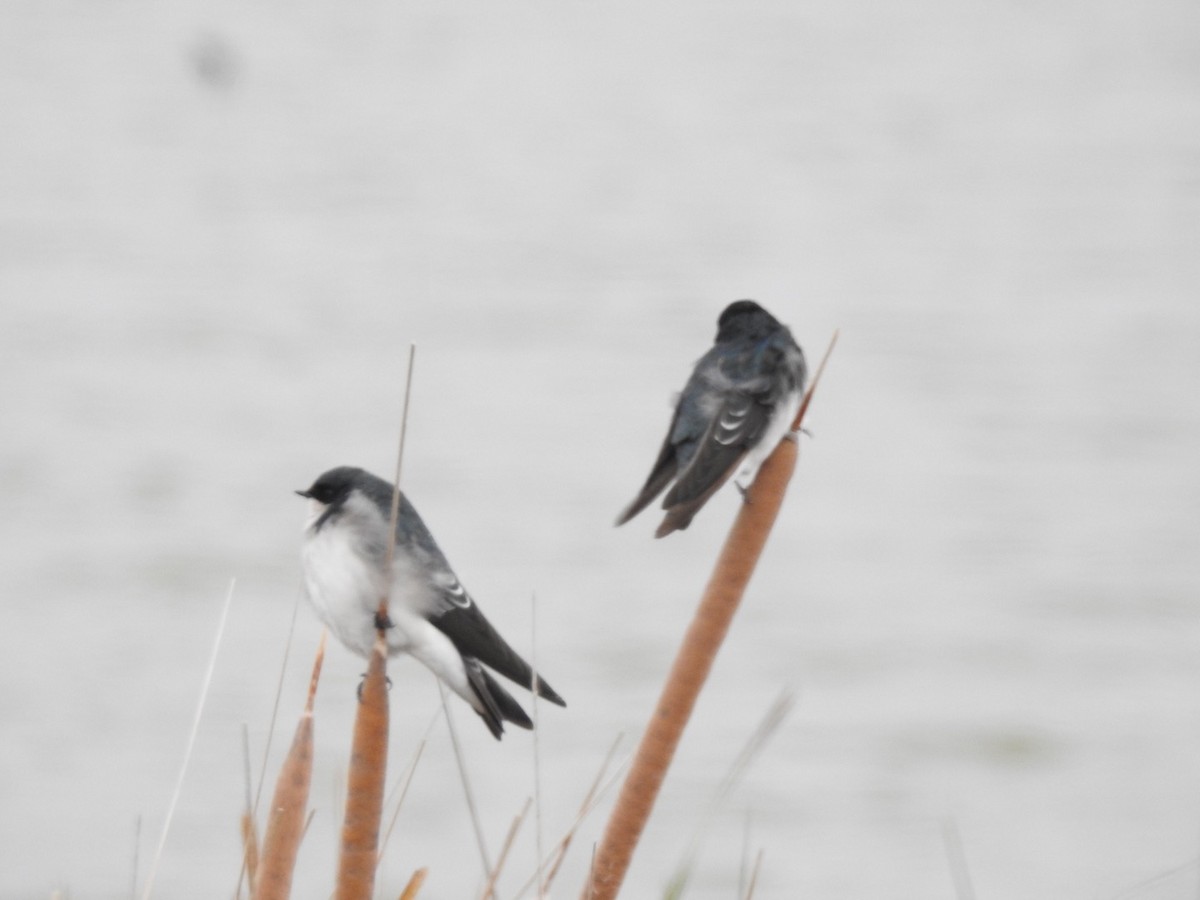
xmin=2 ymin=2 xmax=1199 ymax=898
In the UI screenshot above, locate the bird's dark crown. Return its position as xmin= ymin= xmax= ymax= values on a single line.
xmin=297 ymin=466 xmax=368 ymax=507
xmin=715 ymin=299 xmax=781 ymax=341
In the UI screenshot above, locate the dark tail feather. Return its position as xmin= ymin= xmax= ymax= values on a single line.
xmin=654 ymin=463 xmax=739 ymax=538
xmin=465 ymin=660 xmax=506 ymax=739
xmin=655 ymin=500 xmax=702 ymax=538
xmin=466 ymin=660 xmax=534 ymax=740
xmin=486 ymin=648 xmax=566 ymax=708
xmin=616 ymin=442 xmax=679 ymax=527
xmin=530 ymin=671 xmax=566 ymax=707
xmin=464 ymin=627 xmax=567 ymax=710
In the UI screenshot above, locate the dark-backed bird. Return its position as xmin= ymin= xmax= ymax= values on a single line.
xmin=297 ymin=466 xmax=565 ymax=738
xmin=616 ymin=300 xmax=807 ymax=537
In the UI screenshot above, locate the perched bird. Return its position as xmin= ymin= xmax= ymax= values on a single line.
xmin=617 ymin=300 xmax=807 ymax=537
xmin=296 ymin=466 xmax=565 ymax=738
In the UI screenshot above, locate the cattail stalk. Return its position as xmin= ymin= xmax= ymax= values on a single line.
xmin=253 ymin=634 xmax=326 ymax=899
xmin=335 ymin=634 xmax=390 ymax=899
xmin=337 ymin=343 xmax=414 ymax=898
xmin=582 ymin=332 xmax=836 ymax=900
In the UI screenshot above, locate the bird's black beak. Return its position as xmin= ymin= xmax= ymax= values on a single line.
xmin=295 ymin=489 xmax=311 ymax=499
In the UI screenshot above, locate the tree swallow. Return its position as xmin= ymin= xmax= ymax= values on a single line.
xmin=616 ymin=300 xmax=807 ymax=538
xmin=296 ymin=466 xmax=565 ymax=739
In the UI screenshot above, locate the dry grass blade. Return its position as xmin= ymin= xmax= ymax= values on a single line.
xmin=535 ymin=735 xmax=625 ymax=895
xmin=381 ymin=342 xmax=417 ymax=622
xmin=479 ymin=797 xmax=533 ymax=900
xmin=242 ymin=722 xmax=255 ymax=825
xmin=438 ymin=680 xmax=493 ymax=878
xmin=665 ymin=689 xmax=793 ymax=899
xmin=737 ymin=811 xmax=753 ymax=899
xmin=514 ymin=737 xmax=629 ymax=899
xmin=741 ymin=850 xmax=764 ymax=900
xmin=789 ymin=329 xmax=838 ymax=432
xmin=1106 ymin=857 xmax=1200 ymax=900
xmin=582 ymin=332 xmax=837 ymax=900
xmin=398 ymin=867 xmax=429 ymax=900
xmin=335 ymin=634 xmax=390 ymax=900
xmin=237 ymin=595 xmax=303 ymax=900
xmin=255 ymin=595 xmax=304 ymax=816
xmin=139 ymin=578 xmax=236 ymax=900
xmin=942 ymin=818 xmax=976 ymax=900
xmin=377 ymin=710 xmax=439 ymax=872
xmin=241 ymin=811 xmax=259 ymax=895
xmin=130 ymin=815 xmax=142 ymax=900
xmin=253 ymin=634 xmax=326 ymax=900
xmin=530 ymin=594 xmax=545 ymax=898
xmin=240 ymin=722 xmax=256 ymax=899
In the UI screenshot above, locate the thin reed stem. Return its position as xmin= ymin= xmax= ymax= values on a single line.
xmin=737 ymin=811 xmax=753 ymax=898
xmin=139 ymin=578 xmax=236 ymax=900
xmin=942 ymin=818 xmax=976 ymax=900
xmin=530 ymin=594 xmax=544 ymax=899
xmin=399 ymin=867 xmax=429 ymax=900
xmin=255 ymin=594 xmax=303 ymax=817
xmin=237 ymin=591 xmax=303 ymax=900
xmin=381 ymin=343 xmax=417 ymax=616
xmin=741 ymin=850 xmax=764 ymax=900
xmin=480 ymin=797 xmax=533 ymax=900
xmin=130 ymin=815 xmax=141 ymax=900
xmin=438 ymin=680 xmax=493 ymax=879
xmin=513 ymin=736 xmax=628 ymax=900
xmin=666 ymin=690 xmax=793 ymax=897
xmin=253 ymin=635 xmax=325 ymax=900
xmin=377 ymin=710 xmax=439 ymax=871
xmin=241 ymin=812 xmax=259 ymax=895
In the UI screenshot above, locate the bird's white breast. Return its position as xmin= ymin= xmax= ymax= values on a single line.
xmin=301 ymin=516 xmax=386 ymax=658
xmin=300 ymin=493 xmax=453 ymax=660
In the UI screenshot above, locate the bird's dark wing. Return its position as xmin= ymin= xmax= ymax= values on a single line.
xmin=426 ymin=573 xmax=566 ymax=707
xmin=617 ymin=357 xmax=722 ymax=527
xmin=661 ymin=388 xmax=772 ymax=509
xmin=615 ymin=412 xmax=683 ymax=526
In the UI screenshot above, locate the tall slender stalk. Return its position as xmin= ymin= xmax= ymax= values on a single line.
xmin=381 ymin=343 xmax=417 ymax=617
xmin=479 ymin=797 xmax=533 ymax=900
xmin=513 ymin=734 xmax=628 ymax=900
xmin=438 ymin=680 xmax=493 ymax=877
xmin=581 ymin=332 xmax=837 ymax=900
xmin=140 ymin=578 xmax=237 ymax=900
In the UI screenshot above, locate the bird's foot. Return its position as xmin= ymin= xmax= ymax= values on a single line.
xmin=357 ymin=673 xmax=394 ymax=701
xmin=374 ymin=609 xmax=394 ymax=631
xmin=735 ymin=480 xmax=751 ymax=504
xmin=785 ymin=426 xmax=812 ymax=443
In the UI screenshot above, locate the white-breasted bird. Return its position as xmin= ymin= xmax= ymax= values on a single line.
xmin=297 ymin=466 xmax=564 ymax=738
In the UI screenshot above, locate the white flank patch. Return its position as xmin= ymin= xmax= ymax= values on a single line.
xmin=740 ymin=388 xmax=802 ymax=482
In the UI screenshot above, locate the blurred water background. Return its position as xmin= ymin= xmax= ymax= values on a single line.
xmin=2 ymin=1 xmax=1199 ymax=898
